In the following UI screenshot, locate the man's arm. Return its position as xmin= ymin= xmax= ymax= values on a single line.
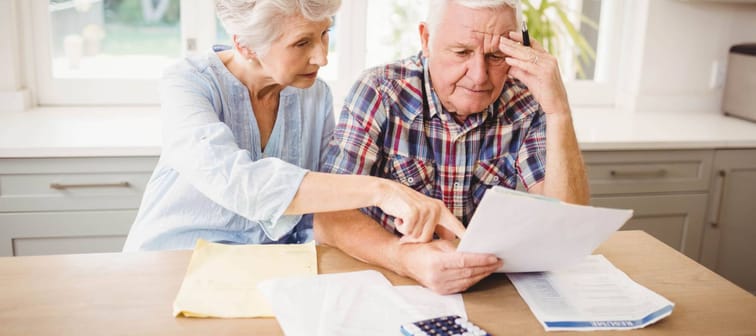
xmin=528 ymin=114 xmax=589 ymax=205
xmin=314 ymin=210 xmax=502 ymax=295
xmin=500 ymin=32 xmax=589 ymax=205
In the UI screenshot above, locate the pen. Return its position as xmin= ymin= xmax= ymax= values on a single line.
xmin=522 ymin=21 xmax=530 ymax=47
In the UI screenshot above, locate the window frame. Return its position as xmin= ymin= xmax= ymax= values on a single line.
xmin=331 ymin=0 xmax=628 ymax=108
xmin=24 ymin=0 xmax=626 ymax=108
xmin=28 ymin=0 xmax=217 ymax=106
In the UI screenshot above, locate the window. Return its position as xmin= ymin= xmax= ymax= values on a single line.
xmin=27 ymin=0 xmax=624 ymax=107
xmin=47 ymin=0 xmax=180 ymax=80
xmin=31 ymin=0 xmax=215 ymax=105
xmin=333 ymin=0 xmax=626 ymax=107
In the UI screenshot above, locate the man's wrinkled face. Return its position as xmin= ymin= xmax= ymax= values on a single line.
xmin=421 ymin=3 xmax=517 ymax=120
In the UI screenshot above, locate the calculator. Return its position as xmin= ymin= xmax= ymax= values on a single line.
xmin=400 ymin=315 xmax=491 ymax=336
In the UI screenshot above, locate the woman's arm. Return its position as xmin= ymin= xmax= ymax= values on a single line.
xmin=287 ymin=172 xmax=465 ymax=242
xmin=161 ymin=65 xmax=462 ymax=242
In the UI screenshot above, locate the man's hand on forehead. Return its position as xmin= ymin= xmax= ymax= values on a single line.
xmin=472 ymin=30 xmax=509 ymax=54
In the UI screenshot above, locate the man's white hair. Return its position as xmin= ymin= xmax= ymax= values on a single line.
xmin=426 ymin=0 xmax=522 ymax=41
xmin=215 ymin=0 xmax=341 ymax=55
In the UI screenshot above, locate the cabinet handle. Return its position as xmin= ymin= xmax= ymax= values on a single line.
xmin=50 ymin=182 xmax=131 ymax=190
xmin=708 ymin=170 xmax=727 ymax=228
xmin=609 ymin=169 xmax=667 ymax=178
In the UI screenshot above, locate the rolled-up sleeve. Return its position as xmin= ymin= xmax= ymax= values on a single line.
xmin=159 ymin=67 xmax=306 ymax=241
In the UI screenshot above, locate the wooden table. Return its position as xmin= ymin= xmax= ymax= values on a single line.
xmin=1 ymin=231 xmax=754 ymax=335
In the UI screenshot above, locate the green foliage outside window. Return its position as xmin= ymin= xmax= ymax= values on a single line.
xmin=104 ymin=0 xmax=180 ymax=25
xmin=383 ymin=0 xmax=600 ymax=80
xmin=521 ymin=0 xmax=598 ymax=79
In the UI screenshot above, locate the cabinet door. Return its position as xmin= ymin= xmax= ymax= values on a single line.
xmin=0 ymin=210 xmax=136 ymax=256
xmin=584 ymin=150 xmax=713 ymax=195
xmin=591 ymin=194 xmax=707 ymax=260
xmin=701 ymin=149 xmax=756 ymax=294
xmin=0 ymin=157 xmax=157 ymax=212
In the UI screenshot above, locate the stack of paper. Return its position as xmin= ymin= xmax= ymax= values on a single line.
xmin=257 ymin=270 xmax=467 ymax=336
xmin=173 ymin=239 xmax=317 ymax=318
xmin=508 ymin=255 xmax=674 ymax=331
xmin=458 ymin=186 xmax=633 ymax=272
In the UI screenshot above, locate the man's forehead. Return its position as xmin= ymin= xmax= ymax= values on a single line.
xmin=462 ymin=21 xmax=516 ymax=38
xmin=470 ymin=29 xmax=507 ymax=39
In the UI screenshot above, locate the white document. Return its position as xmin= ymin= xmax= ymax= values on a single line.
xmin=508 ymin=255 xmax=674 ymax=331
xmin=257 ymin=270 xmax=466 ymax=336
xmin=457 ymin=187 xmax=633 ymax=272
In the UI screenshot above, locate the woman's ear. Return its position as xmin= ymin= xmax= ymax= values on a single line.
xmin=232 ymin=35 xmax=258 ymax=62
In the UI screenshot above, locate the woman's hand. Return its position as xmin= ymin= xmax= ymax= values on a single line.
xmin=374 ymin=180 xmax=466 ymax=244
xmin=499 ymin=31 xmax=571 ymax=117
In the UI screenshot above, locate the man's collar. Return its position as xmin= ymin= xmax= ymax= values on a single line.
xmin=421 ymin=55 xmax=443 ymax=120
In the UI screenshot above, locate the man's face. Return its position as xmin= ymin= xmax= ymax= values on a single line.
xmin=420 ymin=3 xmax=517 ymax=120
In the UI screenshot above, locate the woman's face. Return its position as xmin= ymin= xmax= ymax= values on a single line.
xmin=257 ymin=15 xmax=331 ymax=88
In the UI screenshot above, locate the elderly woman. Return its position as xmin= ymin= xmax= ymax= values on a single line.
xmin=123 ymin=0 xmax=464 ymax=251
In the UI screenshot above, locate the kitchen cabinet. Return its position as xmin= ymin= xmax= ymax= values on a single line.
xmin=700 ymin=149 xmax=756 ymax=294
xmin=0 ymin=157 xmax=157 ymax=256
xmin=584 ymin=150 xmax=713 ymax=260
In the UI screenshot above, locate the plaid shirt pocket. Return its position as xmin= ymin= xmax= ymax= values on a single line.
xmin=472 ymin=157 xmax=516 ymax=206
xmin=389 ymin=155 xmax=435 ymax=196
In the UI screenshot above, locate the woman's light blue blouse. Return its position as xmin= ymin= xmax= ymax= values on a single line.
xmin=122 ymin=47 xmax=334 ymax=251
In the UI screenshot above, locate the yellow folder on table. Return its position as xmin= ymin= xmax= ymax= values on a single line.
xmin=173 ymin=239 xmax=317 ymax=318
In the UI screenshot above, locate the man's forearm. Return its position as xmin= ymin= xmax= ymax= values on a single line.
xmin=313 ymin=210 xmax=408 ymax=276
xmin=543 ymin=113 xmax=590 ymax=204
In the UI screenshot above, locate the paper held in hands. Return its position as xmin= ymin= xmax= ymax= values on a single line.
xmin=457 ymin=186 xmax=633 ymax=273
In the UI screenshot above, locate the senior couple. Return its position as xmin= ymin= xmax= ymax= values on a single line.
xmin=123 ymin=0 xmax=589 ymax=294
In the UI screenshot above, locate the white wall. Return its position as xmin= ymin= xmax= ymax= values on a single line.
xmin=0 ymin=0 xmax=30 ymax=112
xmin=634 ymin=0 xmax=756 ymax=114
xmin=0 ymin=0 xmax=22 ymax=91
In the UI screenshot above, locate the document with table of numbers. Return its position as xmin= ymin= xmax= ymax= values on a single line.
xmin=508 ymin=255 xmax=674 ymax=331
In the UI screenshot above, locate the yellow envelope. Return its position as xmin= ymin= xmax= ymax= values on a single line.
xmin=173 ymin=239 xmax=317 ymax=318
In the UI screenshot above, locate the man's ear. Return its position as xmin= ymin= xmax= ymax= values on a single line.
xmin=232 ymin=35 xmax=258 ymax=61
xmin=419 ymin=22 xmax=430 ymax=57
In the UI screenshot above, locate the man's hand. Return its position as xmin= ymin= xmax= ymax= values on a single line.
xmin=397 ymin=239 xmax=502 ymax=294
xmin=375 ymin=180 xmax=466 ymax=243
xmin=499 ymin=31 xmax=571 ymax=117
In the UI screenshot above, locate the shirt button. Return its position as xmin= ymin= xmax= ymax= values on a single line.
xmin=407 ymin=177 xmax=415 ymax=183
xmin=492 ymin=176 xmax=500 ymax=184
xmin=453 ymin=181 xmax=461 ymax=188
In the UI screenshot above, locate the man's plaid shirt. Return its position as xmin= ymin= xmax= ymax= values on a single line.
xmin=322 ymin=53 xmax=547 ymax=232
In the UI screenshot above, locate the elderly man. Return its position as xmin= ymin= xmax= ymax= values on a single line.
xmin=316 ymin=0 xmax=589 ymax=294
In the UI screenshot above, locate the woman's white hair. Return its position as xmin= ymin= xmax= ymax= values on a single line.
xmin=215 ymin=0 xmax=341 ymax=55
xmin=426 ymin=0 xmax=522 ymax=42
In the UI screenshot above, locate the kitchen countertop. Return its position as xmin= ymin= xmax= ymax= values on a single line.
xmin=1 ymin=107 xmax=756 ymax=158
xmin=0 ymin=107 xmax=162 ymax=158
xmin=573 ymin=109 xmax=756 ymax=150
